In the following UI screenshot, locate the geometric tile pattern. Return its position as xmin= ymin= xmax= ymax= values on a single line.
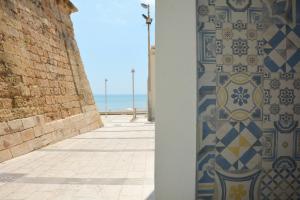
xmin=197 ymin=75 xmax=217 ymax=199
xmin=259 ymin=168 xmax=300 ymax=200
xmin=263 ymin=25 xmax=300 ymax=72
xmin=216 ymin=120 xmax=262 ymax=171
xmin=196 ymin=0 xmax=300 ymax=199
xmin=259 ymin=157 xmax=300 ymax=200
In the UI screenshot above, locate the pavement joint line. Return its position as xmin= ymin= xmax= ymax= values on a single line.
xmin=0 ymin=174 xmax=154 ymax=185
xmin=38 ymin=149 xmax=155 ymax=152
xmin=70 ymin=137 xmax=155 ymax=140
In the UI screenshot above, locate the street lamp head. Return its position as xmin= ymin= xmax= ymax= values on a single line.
xmin=105 ymin=79 xmax=108 ymax=82
xmin=141 ymin=3 xmax=149 ymax=9
xmin=142 ymin=14 xmax=147 ymax=20
xmin=131 ymin=69 xmax=135 ymax=73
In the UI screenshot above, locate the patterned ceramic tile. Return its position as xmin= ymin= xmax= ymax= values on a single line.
xmin=260 ymin=157 xmax=300 ymax=199
xmin=216 ymin=169 xmax=261 ymax=200
xmin=197 ymin=0 xmax=216 ymax=23
xmin=260 ymin=168 xmax=300 ymax=200
xmin=263 ymin=24 xmax=287 ymax=72
xmin=197 ymin=23 xmax=217 ymax=73
xmin=216 ymin=120 xmax=262 ymax=171
xmin=216 ymin=23 xmax=264 ymax=72
xmin=263 ymin=73 xmax=300 ymax=122
xmin=286 ymin=25 xmax=300 ymax=72
xmin=197 ymin=73 xmax=217 ymax=199
xmin=215 ymin=0 xmax=264 ymax=24
xmin=262 ymin=126 xmax=300 ymax=165
xmin=196 ymin=0 xmax=300 ymax=198
xmin=263 ymin=25 xmax=300 ymax=72
xmin=217 ymin=73 xmax=263 ymax=121
xmin=262 ymin=0 xmax=298 ymax=26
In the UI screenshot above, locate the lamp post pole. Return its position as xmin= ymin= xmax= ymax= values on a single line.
xmin=131 ymin=69 xmax=136 ymax=120
xmin=141 ymin=3 xmax=153 ymax=121
xmin=105 ymin=79 xmax=108 ymax=117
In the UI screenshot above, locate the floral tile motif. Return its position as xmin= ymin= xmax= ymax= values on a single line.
xmin=263 ymin=73 xmax=300 ymax=122
xmin=216 ymin=120 xmax=262 ymax=171
xmin=216 ymin=169 xmax=261 ymax=200
xmin=216 ymin=23 xmax=264 ymax=72
xmin=217 ymin=73 xmax=263 ymax=121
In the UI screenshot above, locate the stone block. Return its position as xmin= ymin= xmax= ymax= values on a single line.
xmin=0 ymin=149 xmax=12 ymax=162
xmin=43 ymin=122 xmax=55 ymax=134
xmin=40 ymin=133 xmax=53 ymax=146
xmin=33 ymin=125 xmax=43 ymax=137
xmin=7 ymin=119 xmax=23 ymax=133
xmin=20 ymin=128 xmax=35 ymax=142
xmin=10 ymin=142 xmax=32 ymax=157
xmin=28 ymin=138 xmax=43 ymax=150
xmin=1 ymin=133 xmax=23 ymax=148
xmin=0 ymin=122 xmax=10 ymax=135
xmin=0 ymin=138 xmax=5 ymax=150
xmin=52 ymin=130 xmax=64 ymax=142
xmin=22 ymin=116 xmax=38 ymax=129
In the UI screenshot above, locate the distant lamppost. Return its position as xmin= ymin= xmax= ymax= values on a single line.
xmin=105 ymin=79 xmax=108 ymax=117
xmin=131 ymin=68 xmax=136 ymax=120
xmin=141 ymin=2 xmax=153 ymax=121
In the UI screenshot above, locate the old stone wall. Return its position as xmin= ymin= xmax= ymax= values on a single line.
xmin=0 ymin=0 xmax=102 ymax=162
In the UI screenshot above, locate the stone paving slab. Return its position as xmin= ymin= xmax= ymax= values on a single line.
xmin=0 ymin=115 xmax=154 ymax=200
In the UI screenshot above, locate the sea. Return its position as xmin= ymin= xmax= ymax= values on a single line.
xmin=94 ymin=94 xmax=147 ymax=112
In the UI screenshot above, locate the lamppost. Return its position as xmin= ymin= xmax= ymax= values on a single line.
xmin=141 ymin=2 xmax=153 ymax=121
xmin=131 ymin=68 xmax=136 ymax=120
xmin=105 ymin=79 xmax=108 ymax=117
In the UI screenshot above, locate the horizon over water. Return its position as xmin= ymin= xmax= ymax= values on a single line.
xmin=94 ymin=94 xmax=147 ymax=112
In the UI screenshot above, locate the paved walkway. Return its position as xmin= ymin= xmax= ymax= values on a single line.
xmin=0 ymin=115 xmax=154 ymax=200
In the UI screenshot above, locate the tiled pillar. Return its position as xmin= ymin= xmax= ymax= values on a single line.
xmin=196 ymin=0 xmax=300 ymax=199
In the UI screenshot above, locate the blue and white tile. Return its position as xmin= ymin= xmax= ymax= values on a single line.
xmin=216 ymin=23 xmax=264 ymax=72
xmin=217 ymin=72 xmax=264 ymax=121
xmin=197 ymin=0 xmax=216 ymax=23
xmin=216 ymin=120 xmax=263 ymax=172
xmin=261 ymin=0 xmax=298 ymax=26
xmin=215 ymin=0 xmax=264 ymax=23
xmin=215 ymin=169 xmax=261 ymax=200
xmin=263 ymin=72 xmax=300 ymax=122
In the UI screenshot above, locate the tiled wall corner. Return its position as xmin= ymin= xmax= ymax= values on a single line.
xmin=197 ymin=0 xmax=300 ymax=199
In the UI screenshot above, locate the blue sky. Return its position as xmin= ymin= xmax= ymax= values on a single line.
xmin=71 ymin=0 xmax=155 ymax=95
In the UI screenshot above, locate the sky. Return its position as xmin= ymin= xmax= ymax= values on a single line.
xmin=71 ymin=0 xmax=155 ymax=95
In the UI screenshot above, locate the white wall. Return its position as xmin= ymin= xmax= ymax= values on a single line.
xmin=155 ymin=0 xmax=197 ymax=199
